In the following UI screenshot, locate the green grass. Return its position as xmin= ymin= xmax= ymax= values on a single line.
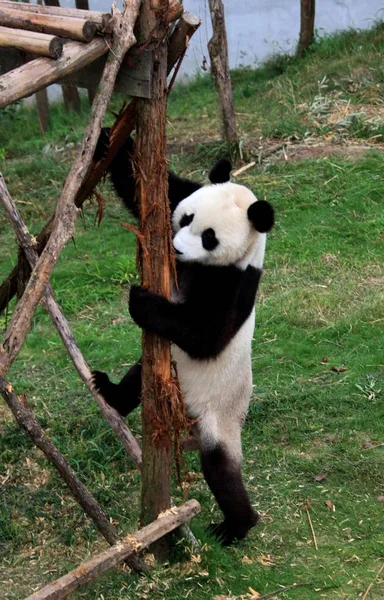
xmin=1 ymin=24 xmax=384 ymax=600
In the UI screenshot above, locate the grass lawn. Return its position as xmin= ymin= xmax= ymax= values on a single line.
xmin=0 ymin=24 xmax=384 ymax=600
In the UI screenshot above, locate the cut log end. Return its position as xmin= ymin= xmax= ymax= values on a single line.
xmin=82 ymin=19 xmax=96 ymax=42
xmin=48 ymin=36 xmax=63 ymax=59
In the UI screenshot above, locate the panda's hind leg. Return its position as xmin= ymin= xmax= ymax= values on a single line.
xmin=200 ymin=435 xmax=258 ymax=546
xmin=92 ymin=361 xmax=142 ymax=417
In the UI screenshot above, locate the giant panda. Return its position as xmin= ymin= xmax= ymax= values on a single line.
xmin=92 ymin=132 xmax=274 ymax=545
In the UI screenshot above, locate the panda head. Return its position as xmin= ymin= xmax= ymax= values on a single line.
xmin=172 ymin=182 xmax=274 ymax=269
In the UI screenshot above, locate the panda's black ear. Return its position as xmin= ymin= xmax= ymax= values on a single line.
xmin=209 ymin=159 xmax=232 ymax=184
xmin=248 ymin=200 xmax=274 ymax=233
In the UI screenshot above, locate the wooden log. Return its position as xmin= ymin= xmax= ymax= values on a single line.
xmin=0 ymin=0 xmax=142 ymax=374
xmin=208 ymin=0 xmax=238 ymax=145
xmin=0 ymin=37 xmax=108 ymax=109
xmin=24 ymin=500 xmax=200 ymax=600
xmin=167 ymin=11 xmax=201 ymax=73
xmin=61 ymin=83 xmax=81 ymax=113
xmin=134 ymin=0 xmax=175 ymax=561
xmin=168 ymin=0 xmax=183 ymax=22
xmin=0 ymin=10 xmax=201 ymax=315
xmin=0 ymin=375 xmax=119 ymax=548
xmin=0 ymin=25 xmax=62 ymax=58
xmin=35 ymin=87 xmax=49 ymax=134
xmin=0 ymin=0 xmax=112 ymax=31
xmin=0 ymin=173 xmax=200 ymax=553
xmin=0 ymin=7 xmax=96 ymax=41
xmin=297 ymin=0 xmax=316 ymax=57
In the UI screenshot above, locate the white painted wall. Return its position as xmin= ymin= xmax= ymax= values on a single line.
xmin=36 ymin=0 xmax=384 ymax=99
xmin=179 ymin=0 xmax=384 ymax=77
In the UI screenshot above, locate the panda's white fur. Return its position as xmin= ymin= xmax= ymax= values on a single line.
xmin=172 ymin=182 xmax=267 ymax=269
xmin=93 ymin=160 xmax=274 ymax=546
xmin=171 ymin=183 xmax=267 ymax=464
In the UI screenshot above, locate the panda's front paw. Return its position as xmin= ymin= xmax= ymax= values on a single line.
xmin=129 ymin=285 xmax=153 ymax=327
xmin=91 ymin=370 xmax=113 ymax=401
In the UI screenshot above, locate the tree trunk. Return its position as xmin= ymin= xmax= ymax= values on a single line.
xmin=134 ymin=0 xmax=174 ymax=559
xmin=208 ymin=0 xmax=237 ymax=145
xmin=297 ymin=0 xmax=316 ymax=57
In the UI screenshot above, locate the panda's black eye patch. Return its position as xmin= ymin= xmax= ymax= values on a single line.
xmin=179 ymin=213 xmax=194 ymax=228
xmin=202 ymin=228 xmax=219 ymax=251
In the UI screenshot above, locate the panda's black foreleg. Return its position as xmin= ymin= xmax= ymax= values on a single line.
xmin=201 ymin=445 xmax=258 ymax=546
xmin=91 ymin=361 xmax=142 ymax=417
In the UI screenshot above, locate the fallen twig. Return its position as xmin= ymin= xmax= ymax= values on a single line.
xmin=361 ymin=562 xmax=384 ymax=600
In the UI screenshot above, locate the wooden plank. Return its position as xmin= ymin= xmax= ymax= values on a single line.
xmin=0 ymin=25 xmax=62 ymax=57
xmin=0 ymin=37 xmax=108 ymax=108
xmin=0 ymin=7 xmax=96 ymax=41
xmin=0 ymin=45 xmax=153 ymax=99
xmin=24 ymin=500 xmax=200 ymax=600
xmin=60 ymin=49 xmax=153 ymax=99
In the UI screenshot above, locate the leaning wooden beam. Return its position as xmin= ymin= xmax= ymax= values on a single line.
xmin=0 ymin=25 xmax=62 ymax=58
xmin=0 ymin=36 xmax=109 ymax=108
xmin=0 ymin=173 xmax=143 ymax=468
xmin=0 ymin=7 xmax=97 ymax=42
xmin=0 ymin=0 xmax=142 ymax=375
xmin=0 ymin=10 xmax=201 ymax=321
xmin=0 ymin=0 xmax=113 ymax=30
xmin=25 ymin=500 xmax=200 ymax=600
xmin=0 ymin=374 xmax=146 ymax=573
xmin=0 ymin=173 xmax=200 ymax=552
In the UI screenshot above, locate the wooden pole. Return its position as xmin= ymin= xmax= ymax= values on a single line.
xmin=0 ymin=0 xmax=113 ymax=31
xmin=0 ymin=25 xmax=62 ymax=57
xmin=24 ymin=500 xmax=200 ymax=600
xmin=0 ymin=37 xmax=108 ymax=109
xmin=134 ymin=0 xmax=174 ymax=558
xmin=0 ymin=1 xmax=142 ymax=374
xmin=36 ymin=87 xmax=50 ymax=134
xmin=0 ymin=10 xmax=201 ymax=314
xmin=0 ymin=7 xmax=97 ymax=42
xmin=297 ymin=0 xmax=316 ymax=57
xmin=207 ymin=0 xmax=238 ymax=145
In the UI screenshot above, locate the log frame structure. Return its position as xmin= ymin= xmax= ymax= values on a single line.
xmin=0 ymin=0 xmax=202 ymax=595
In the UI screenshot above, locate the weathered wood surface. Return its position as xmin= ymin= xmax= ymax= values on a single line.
xmin=208 ymin=0 xmax=238 ymax=144
xmin=0 ymin=0 xmax=142 ymax=374
xmin=35 ymin=87 xmax=49 ymax=134
xmin=167 ymin=11 xmax=200 ymax=73
xmin=0 ymin=9 xmax=201 ymax=321
xmin=0 ymin=36 xmax=108 ymax=108
xmin=0 ymin=0 xmax=112 ymax=30
xmin=0 ymin=24 xmax=62 ymax=57
xmin=24 ymin=500 xmax=200 ymax=600
xmin=0 ymin=173 xmax=143 ymax=467
xmin=134 ymin=0 xmax=177 ymax=561
xmin=0 ymin=7 xmax=96 ymax=41
xmin=60 ymin=48 xmax=154 ymax=99
xmin=0 ymin=46 xmax=153 ymax=99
